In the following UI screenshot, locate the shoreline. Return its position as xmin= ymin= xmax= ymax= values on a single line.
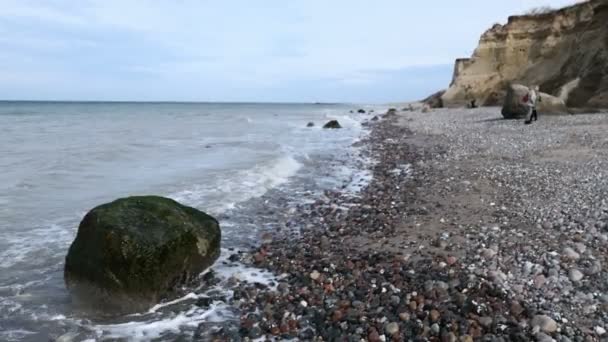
xmin=214 ymin=107 xmax=608 ymax=341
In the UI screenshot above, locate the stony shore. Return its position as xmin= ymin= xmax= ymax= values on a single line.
xmin=213 ymin=107 xmax=608 ymax=341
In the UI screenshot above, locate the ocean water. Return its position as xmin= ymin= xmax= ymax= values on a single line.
xmin=0 ymin=101 xmax=377 ymax=341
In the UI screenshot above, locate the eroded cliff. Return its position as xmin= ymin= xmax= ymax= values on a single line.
xmin=441 ymin=0 xmax=608 ymax=109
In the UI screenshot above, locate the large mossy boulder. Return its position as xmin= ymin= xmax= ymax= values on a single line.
xmin=64 ymin=196 xmax=221 ymax=314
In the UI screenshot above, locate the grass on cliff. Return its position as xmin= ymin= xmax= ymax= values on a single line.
xmin=524 ymin=6 xmax=555 ymax=15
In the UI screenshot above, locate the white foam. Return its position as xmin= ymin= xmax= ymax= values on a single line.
xmin=95 ymin=304 xmax=225 ymax=341
xmin=89 ymin=250 xmax=279 ymax=340
xmin=170 ymin=155 xmax=302 ymax=213
xmin=212 ymin=251 xmax=279 ymax=290
xmin=0 ymin=329 xmax=36 ymax=341
xmin=0 ymin=222 xmax=74 ymax=269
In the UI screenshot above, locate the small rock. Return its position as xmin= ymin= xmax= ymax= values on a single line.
xmin=306 ymin=122 xmax=314 ymax=127
xmin=534 ymin=274 xmax=546 ymax=288
xmin=531 ymin=315 xmax=558 ymax=333
xmin=368 ymin=329 xmax=381 ymax=342
xmin=481 ymin=248 xmax=496 ymax=259
xmin=409 ymin=301 xmax=417 ymax=311
xmin=431 ymin=323 xmax=440 ymax=335
xmin=478 ymin=316 xmax=493 ymax=328
xmin=444 ymin=332 xmax=457 ymax=342
xmin=535 ymin=332 xmax=554 ymax=342
xmin=310 ymin=270 xmax=321 ymax=280
xmin=510 ymin=301 xmax=524 ymax=316
xmin=446 ymin=256 xmax=457 ymax=266
xmin=569 ymin=269 xmax=584 ymax=282
xmin=385 ymin=322 xmax=399 ymax=335
xmin=562 ymin=247 xmax=580 ymax=261
xmin=399 ymin=312 xmax=410 ymax=321
xmin=573 ymin=242 xmax=586 ymax=254
xmin=390 ymin=295 xmax=400 ymax=306
xmin=595 ymin=326 xmax=606 ymax=336
xmin=430 ymin=309 xmax=441 ymax=322
xmin=460 ymin=335 xmax=474 ymax=342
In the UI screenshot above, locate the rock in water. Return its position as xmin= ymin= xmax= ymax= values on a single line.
xmin=64 ymin=196 xmax=221 ymax=314
xmin=306 ymin=122 xmax=315 ymax=127
xmin=357 ymin=109 xmax=366 ymax=113
xmin=323 ymin=120 xmax=342 ymax=129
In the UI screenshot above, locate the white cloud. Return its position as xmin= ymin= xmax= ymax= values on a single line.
xmin=0 ymin=0 xmax=589 ymax=101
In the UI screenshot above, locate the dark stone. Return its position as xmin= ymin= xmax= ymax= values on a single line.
xmin=323 ymin=120 xmax=342 ymax=129
xmin=357 ymin=109 xmax=366 ymax=113
xmin=307 ymin=122 xmax=315 ymax=127
xmin=64 ymin=196 xmax=221 ymax=314
xmin=422 ymin=90 xmax=445 ymax=108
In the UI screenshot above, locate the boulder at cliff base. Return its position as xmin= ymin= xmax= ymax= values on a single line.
xmin=502 ymin=84 xmax=569 ymax=119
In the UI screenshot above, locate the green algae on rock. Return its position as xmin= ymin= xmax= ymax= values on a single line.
xmin=64 ymin=196 xmax=220 ymax=314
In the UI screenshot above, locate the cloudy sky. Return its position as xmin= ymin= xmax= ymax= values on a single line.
xmin=0 ymin=0 xmax=581 ymax=103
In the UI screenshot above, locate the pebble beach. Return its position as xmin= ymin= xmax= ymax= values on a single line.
xmin=215 ymin=107 xmax=608 ymax=341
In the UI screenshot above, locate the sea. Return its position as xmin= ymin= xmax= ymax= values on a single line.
xmin=0 ymin=101 xmax=380 ymax=341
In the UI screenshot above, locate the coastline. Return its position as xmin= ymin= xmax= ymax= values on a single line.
xmin=220 ymin=107 xmax=608 ymax=341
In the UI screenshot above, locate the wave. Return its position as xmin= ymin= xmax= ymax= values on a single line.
xmin=90 ymin=250 xmax=277 ymax=341
xmin=170 ymin=155 xmax=302 ymax=213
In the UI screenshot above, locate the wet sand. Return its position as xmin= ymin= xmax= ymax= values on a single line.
xmin=214 ymin=107 xmax=608 ymax=341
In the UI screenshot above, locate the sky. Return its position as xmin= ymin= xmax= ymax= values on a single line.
xmin=0 ymin=0 xmax=582 ymax=103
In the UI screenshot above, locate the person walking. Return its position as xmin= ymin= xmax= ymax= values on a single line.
xmin=524 ymin=85 xmax=541 ymax=124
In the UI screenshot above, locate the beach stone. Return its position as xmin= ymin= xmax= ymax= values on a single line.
xmin=481 ymin=248 xmax=497 ymax=259
xmin=569 ymin=269 xmax=584 ymax=282
xmin=573 ymin=243 xmax=587 ymax=254
xmin=368 ymin=329 xmax=381 ymax=342
xmin=535 ymin=332 xmax=554 ymax=342
xmin=430 ymin=309 xmax=441 ymax=322
xmin=460 ymin=335 xmax=474 ymax=342
xmin=531 ymin=315 xmax=558 ymax=333
xmin=501 ymin=84 xmax=569 ymax=119
xmin=562 ymin=247 xmax=580 ymax=261
xmin=385 ymin=322 xmax=399 ymax=335
xmin=323 ymin=120 xmax=342 ymax=129
xmin=443 ymin=332 xmax=457 ymax=342
xmin=64 ymin=196 xmax=221 ymax=313
xmin=310 ymin=270 xmax=321 ymax=280
xmin=446 ymin=256 xmax=457 ymax=266
xmin=409 ymin=301 xmax=418 ymax=311
xmin=478 ymin=316 xmax=493 ymax=328
xmin=534 ymin=274 xmax=547 ymax=288
xmin=399 ymin=312 xmax=410 ymax=321
xmin=299 ymin=327 xmax=315 ymax=340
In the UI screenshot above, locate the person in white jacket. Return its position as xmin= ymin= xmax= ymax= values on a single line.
xmin=524 ymin=85 xmax=541 ymax=124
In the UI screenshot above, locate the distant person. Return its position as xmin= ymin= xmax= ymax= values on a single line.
xmin=524 ymin=85 xmax=541 ymax=124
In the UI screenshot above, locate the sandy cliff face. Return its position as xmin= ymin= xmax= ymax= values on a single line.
xmin=441 ymin=0 xmax=608 ymax=108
